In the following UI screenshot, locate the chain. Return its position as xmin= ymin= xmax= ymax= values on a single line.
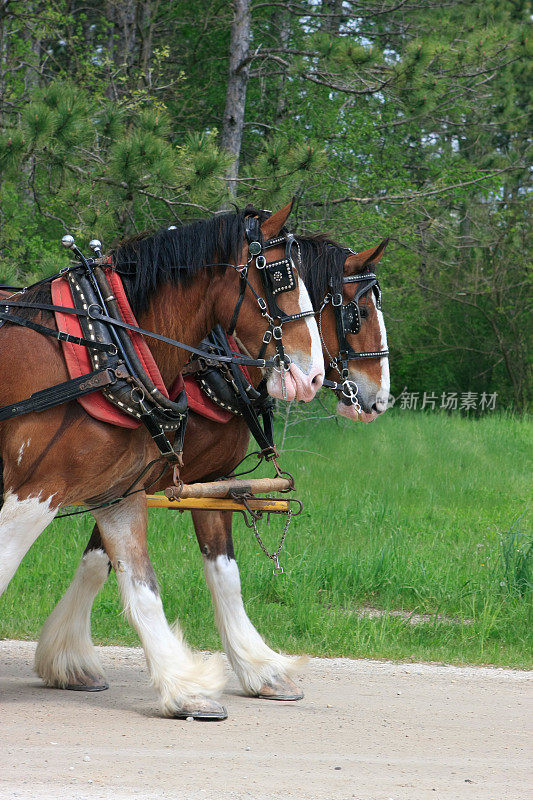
xmin=249 ymin=508 xmax=292 ymax=575
xmin=318 ymin=301 xmax=336 ymax=371
xmin=279 ymin=360 xmax=288 ymax=400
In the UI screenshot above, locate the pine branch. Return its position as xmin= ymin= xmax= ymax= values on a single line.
xmin=305 ymin=167 xmax=525 ymax=208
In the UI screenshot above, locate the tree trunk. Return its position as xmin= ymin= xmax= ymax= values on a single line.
xmin=321 ymin=0 xmax=343 ymax=33
xmin=105 ymin=0 xmax=138 ymax=98
xmin=220 ymin=0 xmax=251 ymax=198
xmin=274 ymin=8 xmax=291 ymax=121
xmin=136 ymin=0 xmax=158 ymax=88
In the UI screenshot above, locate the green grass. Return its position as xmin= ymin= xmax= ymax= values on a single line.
xmin=1 ymin=411 xmax=531 ymax=667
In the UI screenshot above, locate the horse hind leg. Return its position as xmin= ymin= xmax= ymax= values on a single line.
xmin=0 ymin=488 xmax=58 ymax=597
xmin=192 ymin=509 xmax=305 ymax=700
xmin=34 ymin=525 xmax=110 ymax=691
xmin=93 ymin=493 xmax=227 ymax=719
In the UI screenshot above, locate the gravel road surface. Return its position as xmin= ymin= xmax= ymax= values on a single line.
xmin=0 ymin=640 xmax=530 ymax=800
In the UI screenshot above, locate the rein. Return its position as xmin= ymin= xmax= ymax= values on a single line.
xmin=0 ymin=296 xmax=271 ymax=370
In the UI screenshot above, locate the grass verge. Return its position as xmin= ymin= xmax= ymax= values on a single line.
xmin=1 ymin=410 xmax=531 ymax=667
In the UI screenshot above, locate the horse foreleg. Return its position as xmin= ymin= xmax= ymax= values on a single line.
xmin=192 ymin=509 xmax=304 ymax=700
xmin=34 ymin=526 xmax=110 ymax=691
xmin=93 ymin=494 xmax=226 ymax=719
xmin=0 ymin=489 xmax=58 ymax=596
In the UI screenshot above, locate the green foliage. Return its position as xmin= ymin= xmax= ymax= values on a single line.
xmin=0 ymin=0 xmax=529 ymax=408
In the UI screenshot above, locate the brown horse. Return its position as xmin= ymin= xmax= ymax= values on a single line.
xmin=0 ymin=203 xmax=325 ymax=719
xmin=32 ymin=232 xmax=389 ymax=719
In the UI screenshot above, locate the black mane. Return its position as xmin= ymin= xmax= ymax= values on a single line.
xmin=111 ymin=207 xmax=350 ymax=316
xmin=112 ymin=207 xmax=269 ymax=315
xmin=294 ymin=234 xmax=351 ymax=309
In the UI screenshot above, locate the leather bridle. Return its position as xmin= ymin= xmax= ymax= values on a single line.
xmin=227 ymin=217 xmax=315 ymax=399
xmin=319 ymin=269 xmax=389 ymax=410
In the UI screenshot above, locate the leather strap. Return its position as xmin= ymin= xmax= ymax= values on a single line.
xmin=0 ymin=310 xmax=115 ymax=354
xmin=205 ymin=326 xmax=276 ymax=456
xmin=0 ymin=368 xmax=116 ymax=422
xmin=1 ymin=298 xmax=270 ymax=368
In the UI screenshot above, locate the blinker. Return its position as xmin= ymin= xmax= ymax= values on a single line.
xmin=263 ymin=258 xmax=296 ymax=296
xmin=341 ymin=302 xmax=361 ymax=334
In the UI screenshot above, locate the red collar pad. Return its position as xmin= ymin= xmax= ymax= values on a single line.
xmin=51 ymin=269 xmax=246 ymax=427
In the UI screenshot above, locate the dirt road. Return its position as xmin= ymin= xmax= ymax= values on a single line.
xmin=0 ymin=640 xmax=530 ymax=800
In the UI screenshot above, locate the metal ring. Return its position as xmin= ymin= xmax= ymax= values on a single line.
xmin=130 ymin=386 xmax=146 ymax=405
xmin=273 ymin=353 xmax=291 ymax=370
xmin=87 ymin=303 xmax=102 ymax=319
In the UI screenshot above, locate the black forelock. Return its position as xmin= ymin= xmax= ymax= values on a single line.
xmin=294 ymin=234 xmax=351 ymax=309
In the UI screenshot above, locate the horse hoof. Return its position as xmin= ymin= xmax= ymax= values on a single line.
xmin=171 ymin=698 xmax=228 ymax=721
xmin=65 ymin=672 xmax=109 ymax=692
xmin=257 ymin=675 xmax=304 ymax=701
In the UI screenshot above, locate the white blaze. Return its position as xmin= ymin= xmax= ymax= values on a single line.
xmin=291 ymin=277 xmax=323 ymax=376
xmin=374 ymin=298 xmax=390 ymax=411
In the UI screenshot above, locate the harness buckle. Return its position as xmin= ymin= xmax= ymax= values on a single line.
xmin=272 ymin=325 xmax=283 ymax=341
xmin=256 ymin=255 xmax=267 ymax=270
xmin=332 ymin=293 xmax=342 ymax=307
xmin=262 ymin=329 xmax=272 ymax=345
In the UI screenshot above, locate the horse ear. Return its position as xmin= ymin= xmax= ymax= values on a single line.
xmin=345 ymin=237 xmax=389 ymax=271
xmin=260 ymin=199 xmax=294 ymax=239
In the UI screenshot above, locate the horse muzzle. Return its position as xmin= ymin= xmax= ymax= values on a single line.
xmin=266 ymin=359 xmax=324 ymax=402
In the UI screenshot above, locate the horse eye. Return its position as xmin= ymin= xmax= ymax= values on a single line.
xmin=359 ymin=306 xmax=368 ymax=319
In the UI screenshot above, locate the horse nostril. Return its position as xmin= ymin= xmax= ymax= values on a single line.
xmin=311 ymin=373 xmax=323 ymax=387
xmin=371 ymin=402 xmax=383 ymax=414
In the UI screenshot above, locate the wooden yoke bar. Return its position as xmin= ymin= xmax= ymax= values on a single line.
xmin=165 ymin=477 xmax=292 ymax=501
xmin=146 ymin=494 xmax=292 ymax=513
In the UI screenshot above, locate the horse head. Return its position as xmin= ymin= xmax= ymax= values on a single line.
xmin=329 ymin=239 xmax=390 ymax=422
xmin=214 ymin=201 xmax=324 ymax=402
